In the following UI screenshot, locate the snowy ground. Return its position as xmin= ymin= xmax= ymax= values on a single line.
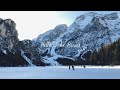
xmin=0 ymin=66 xmax=120 ymax=79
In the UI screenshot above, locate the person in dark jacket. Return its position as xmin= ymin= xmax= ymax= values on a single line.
xmin=72 ymin=65 xmax=74 ymax=70
xmin=69 ymin=65 xmax=70 ymax=70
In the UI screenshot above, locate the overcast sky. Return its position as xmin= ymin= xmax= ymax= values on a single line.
xmin=0 ymin=11 xmax=119 ymax=40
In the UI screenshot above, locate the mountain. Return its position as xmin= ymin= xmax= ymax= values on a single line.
xmin=0 ymin=18 xmax=51 ymax=67
xmin=0 ymin=19 xmax=40 ymax=66
xmin=34 ymin=12 xmax=120 ymax=65
xmin=33 ymin=24 xmax=68 ymax=65
xmin=54 ymin=12 xmax=120 ymax=58
xmin=0 ymin=18 xmax=28 ymax=66
xmin=34 ymin=24 xmax=67 ymax=53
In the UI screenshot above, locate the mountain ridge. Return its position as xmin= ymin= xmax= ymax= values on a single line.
xmin=34 ymin=12 xmax=120 ymax=65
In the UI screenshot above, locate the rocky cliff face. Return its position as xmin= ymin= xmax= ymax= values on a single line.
xmin=0 ymin=18 xmax=47 ymax=66
xmin=0 ymin=19 xmax=29 ymax=66
xmin=0 ymin=19 xmax=19 ymax=52
xmin=15 ymin=39 xmax=46 ymax=66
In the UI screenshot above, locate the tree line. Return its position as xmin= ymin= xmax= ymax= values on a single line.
xmin=89 ymin=38 xmax=120 ymax=65
xmin=57 ymin=38 xmax=120 ymax=66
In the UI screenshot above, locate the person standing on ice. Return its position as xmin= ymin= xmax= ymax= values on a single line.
xmin=69 ymin=66 xmax=70 ymax=70
xmin=83 ymin=65 xmax=86 ymax=68
xmin=72 ymin=65 xmax=75 ymax=70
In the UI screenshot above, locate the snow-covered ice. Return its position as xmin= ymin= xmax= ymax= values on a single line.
xmin=0 ymin=66 xmax=120 ymax=79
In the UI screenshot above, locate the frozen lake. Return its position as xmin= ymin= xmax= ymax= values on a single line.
xmin=0 ymin=66 xmax=120 ymax=79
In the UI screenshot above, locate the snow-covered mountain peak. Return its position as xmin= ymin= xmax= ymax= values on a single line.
xmin=75 ymin=12 xmax=97 ymax=20
xmin=104 ymin=13 xmax=118 ymax=20
xmin=75 ymin=12 xmax=118 ymax=21
xmin=69 ymin=12 xmax=119 ymax=32
xmin=54 ymin=24 xmax=68 ymax=30
xmin=35 ymin=24 xmax=67 ymax=46
xmin=74 ymin=12 xmax=97 ymax=30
